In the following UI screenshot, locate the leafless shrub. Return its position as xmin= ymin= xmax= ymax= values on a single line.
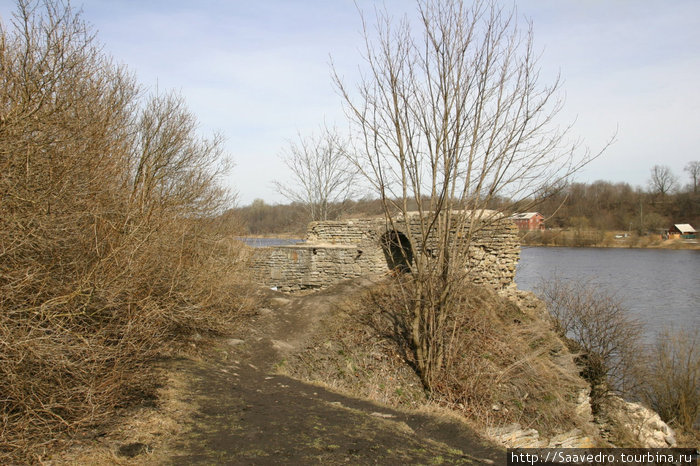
xmin=365 ymin=278 xmax=587 ymax=435
xmin=0 ymin=1 xmax=249 ymax=461
xmin=537 ymin=278 xmax=645 ymax=403
xmin=637 ymin=328 xmax=700 ymax=431
xmin=685 ymin=161 xmax=699 ymax=194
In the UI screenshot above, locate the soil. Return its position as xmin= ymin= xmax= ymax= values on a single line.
xmin=54 ymin=278 xmax=505 ymax=465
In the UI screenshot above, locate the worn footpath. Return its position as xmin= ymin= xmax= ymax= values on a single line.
xmin=161 ymin=279 xmax=505 ymax=464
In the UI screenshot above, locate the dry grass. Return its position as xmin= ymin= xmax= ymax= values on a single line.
xmin=284 ymin=278 xmax=591 ymax=438
xmin=42 ymin=362 xmax=198 ymax=465
xmin=0 ymin=2 xmax=253 ymax=462
xmin=280 ymin=292 xmax=428 ymax=410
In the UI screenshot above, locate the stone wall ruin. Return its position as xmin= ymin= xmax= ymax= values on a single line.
xmin=250 ymin=212 xmax=520 ymax=292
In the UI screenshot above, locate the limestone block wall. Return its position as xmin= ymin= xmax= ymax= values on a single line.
xmin=249 ymin=243 xmax=387 ymax=292
xmin=304 ymin=219 xmax=387 ymax=272
xmin=251 ymin=213 xmax=520 ymax=292
xmin=466 ymin=220 xmax=521 ymax=288
xmin=306 ymin=219 xmax=382 ymax=246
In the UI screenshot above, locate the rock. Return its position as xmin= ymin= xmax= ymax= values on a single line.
xmin=600 ymin=395 xmax=677 ymax=447
xmin=271 ymin=339 xmax=294 ymax=351
xmin=487 ymin=423 xmax=542 ymax=448
xmin=227 ymin=338 xmax=245 ymax=346
xmin=546 ymin=429 xmax=595 ymax=448
xmin=489 ymin=419 xmax=597 ymax=449
xmin=575 ymin=388 xmax=594 ymax=423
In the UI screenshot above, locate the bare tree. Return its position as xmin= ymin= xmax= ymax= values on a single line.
xmin=273 ymin=127 xmax=357 ymax=222
xmin=648 ymin=165 xmax=678 ymax=196
xmin=334 ymin=0 xmax=603 ymax=389
xmin=684 ymin=161 xmax=699 ymax=194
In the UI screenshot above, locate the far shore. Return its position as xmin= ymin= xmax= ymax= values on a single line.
xmin=239 ymin=234 xmax=699 ymax=250
xmin=520 ymin=238 xmax=699 ymax=251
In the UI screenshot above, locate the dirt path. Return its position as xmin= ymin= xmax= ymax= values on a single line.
xmin=163 ymin=279 xmax=505 ymax=464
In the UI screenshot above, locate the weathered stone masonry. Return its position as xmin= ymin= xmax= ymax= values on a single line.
xmin=250 ymin=213 xmax=520 ymax=292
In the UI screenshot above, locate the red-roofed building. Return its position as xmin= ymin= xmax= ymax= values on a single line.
xmin=511 ymin=212 xmax=545 ymax=231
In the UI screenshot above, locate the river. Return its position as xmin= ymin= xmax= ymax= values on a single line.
xmin=237 ymin=237 xmax=304 ymax=247
xmin=515 ymin=246 xmax=700 ymax=338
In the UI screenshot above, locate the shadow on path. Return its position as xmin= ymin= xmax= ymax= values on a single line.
xmin=169 ymin=279 xmax=505 ymax=465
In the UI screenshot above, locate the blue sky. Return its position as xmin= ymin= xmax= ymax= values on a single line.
xmin=1 ymin=0 xmax=698 ymax=205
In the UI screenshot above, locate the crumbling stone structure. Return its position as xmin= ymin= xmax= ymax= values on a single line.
xmin=250 ymin=212 xmax=520 ymax=292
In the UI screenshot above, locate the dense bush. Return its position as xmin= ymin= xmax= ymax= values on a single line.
xmin=529 ymin=180 xmax=699 ymax=232
xmin=0 ymin=1 xmax=249 ymax=461
xmin=232 ymin=197 xmax=388 ymax=236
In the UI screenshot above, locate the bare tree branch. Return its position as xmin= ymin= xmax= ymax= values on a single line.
xmin=333 ymin=0 xmax=604 ymax=389
xmin=648 ymin=165 xmax=679 ymax=196
xmin=684 ymin=161 xmax=699 ymax=194
xmin=273 ymin=127 xmax=358 ymax=222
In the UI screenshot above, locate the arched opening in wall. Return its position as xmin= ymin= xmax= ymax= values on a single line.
xmin=381 ymin=230 xmax=413 ymax=272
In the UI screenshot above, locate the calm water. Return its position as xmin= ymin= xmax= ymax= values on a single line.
xmin=515 ymin=247 xmax=700 ymax=336
xmin=238 ymin=237 xmax=304 ymax=247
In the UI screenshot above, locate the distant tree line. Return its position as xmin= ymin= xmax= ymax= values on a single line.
xmin=233 ymin=197 xmax=384 ymax=236
xmin=235 ymin=163 xmax=698 ymax=236
xmin=530 ymin=164 xmax=699 ymax=233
